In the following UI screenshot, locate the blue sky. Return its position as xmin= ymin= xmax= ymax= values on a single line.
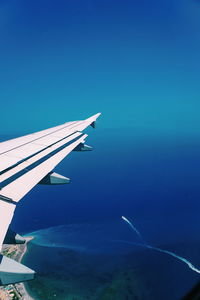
xmin=0 ymin=0 xmax=200 ymax=136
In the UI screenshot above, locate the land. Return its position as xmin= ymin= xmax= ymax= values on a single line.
xmin=0 ymin=237 xmax=35 ymax=300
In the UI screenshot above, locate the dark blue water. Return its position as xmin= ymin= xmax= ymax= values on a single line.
xmin=7 ymin=127 xmax=200 ymax=299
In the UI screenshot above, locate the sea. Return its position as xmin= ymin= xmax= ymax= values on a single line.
xmin=7 ymin=127 xmax=200 ymax=299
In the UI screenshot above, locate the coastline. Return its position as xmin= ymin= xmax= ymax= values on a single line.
xmin=0 ymin=236 xmax=36 ymax=300
xmin=15 ymin=236 xmax=35 ymax=300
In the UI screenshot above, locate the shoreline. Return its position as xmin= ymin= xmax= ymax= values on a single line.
xmin=15 ymin=236 xmax=36 ymax=300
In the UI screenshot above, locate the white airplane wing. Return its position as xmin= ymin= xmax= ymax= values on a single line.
xmin=0 ymin=113 xmax=101 ymax=284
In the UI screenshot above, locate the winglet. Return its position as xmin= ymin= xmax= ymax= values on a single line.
xmin=88 ymin=113 xmax=101 ymax=129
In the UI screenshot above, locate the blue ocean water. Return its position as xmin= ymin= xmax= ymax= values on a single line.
xmin=7 ymin=126 xmax=200 ymax=299
xmin=22 ymin=220 xmax=200 ymax=300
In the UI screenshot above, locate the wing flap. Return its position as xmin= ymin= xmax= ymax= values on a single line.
xmin=0 ymin=132 xmax=82 ymax=184
xmin=0 ymin=144 xmax=46 ymax=173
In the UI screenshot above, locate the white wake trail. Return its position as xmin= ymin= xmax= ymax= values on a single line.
xmin=121 ymin=216 xmax=200 ymax=274
xmin=121 ymin=216 xmax=145 ymax=244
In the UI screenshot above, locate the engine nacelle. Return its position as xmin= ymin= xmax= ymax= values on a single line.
xmin=38 ymin=172 xmax=70 ymax=185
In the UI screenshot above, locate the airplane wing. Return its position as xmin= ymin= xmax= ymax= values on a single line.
xmin=0 ymin=113 xmax=101 ymax=284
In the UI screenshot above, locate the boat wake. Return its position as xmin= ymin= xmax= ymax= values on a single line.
xmin=121 ymin=216 xmax=200 ymax=274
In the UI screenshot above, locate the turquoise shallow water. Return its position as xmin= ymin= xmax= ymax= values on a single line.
xmin=23 ymin=220 xmax=200 ymax=300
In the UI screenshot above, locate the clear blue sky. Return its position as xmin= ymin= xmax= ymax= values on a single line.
xmin=0 ymin=0 xmax=200 ymax=136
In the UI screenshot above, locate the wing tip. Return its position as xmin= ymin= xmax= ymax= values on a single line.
xmin=93 ymin=112 xmax=102 ymax=119
xmin=89 ymin=113 xmax=101 ymax=128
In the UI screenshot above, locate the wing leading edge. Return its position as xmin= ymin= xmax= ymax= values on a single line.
xmin=0 ymin=113 xmax=101 ymax=284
